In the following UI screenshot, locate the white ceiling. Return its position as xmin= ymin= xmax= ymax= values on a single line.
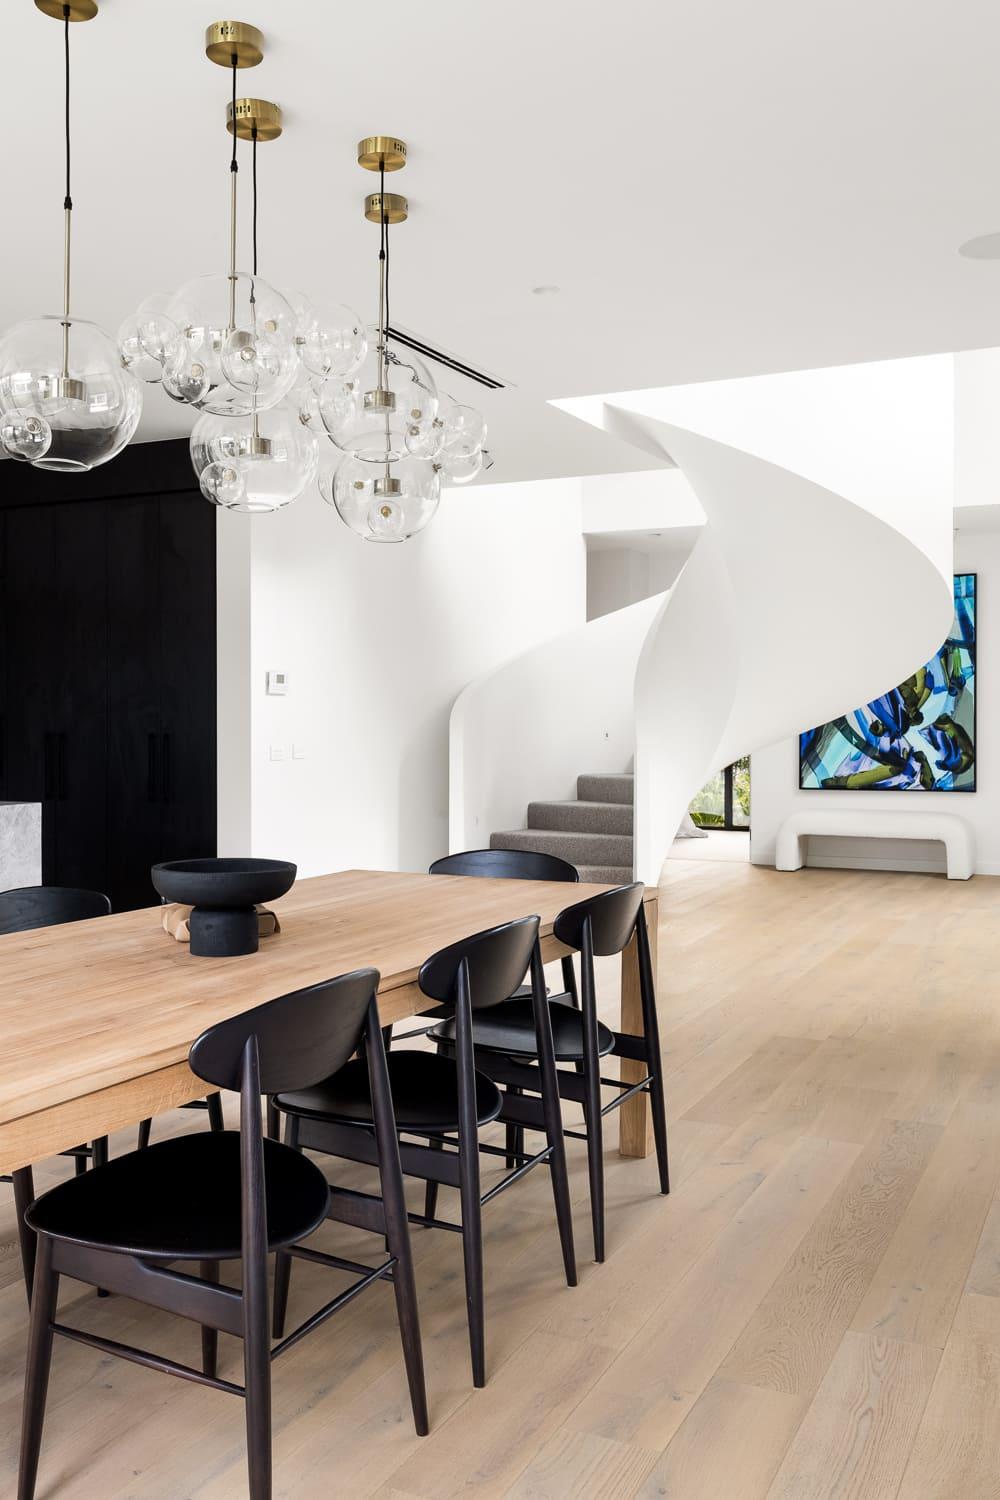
xmin=3 ymin=0 xmax=999 ymax=481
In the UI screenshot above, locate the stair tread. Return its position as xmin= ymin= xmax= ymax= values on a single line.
xmin=492 ymin=828 xmax=633 ymax=846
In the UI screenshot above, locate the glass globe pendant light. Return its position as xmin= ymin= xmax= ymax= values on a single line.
xmin=119 ymin=24 xmax=298 ymax=418
xmin=188 ymin=90 xmax=317 ymax=512
xmin=0 ymin=1 xmax=141 ymax=471
xmin=320 ymin=137 xmax=490 ymax=542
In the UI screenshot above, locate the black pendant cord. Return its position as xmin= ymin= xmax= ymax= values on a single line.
xmin=251 ymin=128 xmax=259 ymax=279
xmin=63 ymin=8 xmax=72 ymax=212
xmin=230 ymin=60 xmax=238 ymax=177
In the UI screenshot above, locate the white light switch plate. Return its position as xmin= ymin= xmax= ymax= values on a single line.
xmin=292 ymin=744 xmax=306 ymax=759
xmin=266 ymin=670 xmax=288 ymax=696
xmin=269 ymin=745 xmax=285 ymax=761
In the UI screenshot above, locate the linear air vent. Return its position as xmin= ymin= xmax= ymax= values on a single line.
xmin=387 ymin=326 xmax=508 ymax=390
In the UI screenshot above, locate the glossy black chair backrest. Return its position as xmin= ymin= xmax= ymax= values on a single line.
xmin=189 ymin=968 xmax=379 ymax=1095
xmin=554 ymin=883 xmax=645 ymax=957
xmin=429 ymin=849 xmax=579 ymax=884
xmin=0 ymin=885 xmax=111 ymax=936
xmin=419 ymin=916 xmax=540 ymax=1010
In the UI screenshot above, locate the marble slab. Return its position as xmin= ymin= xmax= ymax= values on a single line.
xmin=0 ymin=802 xmax=42 ymax=890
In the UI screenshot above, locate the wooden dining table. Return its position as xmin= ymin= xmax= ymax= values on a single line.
xmin=0 ymin=868 xmax=658 ymax=1292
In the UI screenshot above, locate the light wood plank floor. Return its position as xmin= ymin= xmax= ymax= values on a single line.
xmin=2 ymin=860 xmax=999 ymax=1498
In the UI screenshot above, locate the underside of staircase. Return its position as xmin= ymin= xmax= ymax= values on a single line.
xmin=490 ymin=772 xmax=634 ymax=882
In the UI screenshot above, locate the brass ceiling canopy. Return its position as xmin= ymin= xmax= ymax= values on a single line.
xmin=365 ymin=192 xmax=408 ymax=225
xmin=358 ymin=136 xmax=407 ymax=172
xmin=227 ymin=97 xmax=282 ymax=141
xmin=205 ymin=20 xmax=263 ymax=68
xmin=34 ymin=0 xmax=98 ymax=19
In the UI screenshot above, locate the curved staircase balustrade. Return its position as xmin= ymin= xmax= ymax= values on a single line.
xmin=450 ymin=383 xmax=954 ymax=885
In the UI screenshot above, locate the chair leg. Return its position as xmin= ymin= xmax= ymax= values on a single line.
xmin=72 ymin=1146 xmax=87 ymax=1178
xmin=528 ymin=948 xmax=577 ymax=1288
xmin=17 ymin=1234 xmax=59 ymax=1500
xmin=580 ymin=938 xmax=606 ymax=1264
xmin=458 ymin=1136 xmax=485 ymax=1387
xmin=91 ymin=1137 xmax=108 ymax=1169
xmin=381 ymin=1024 xmax=393 ymax=1053
xmin=648 ymin=1068 xmax=671 ymax=1196
xmin=636 ymin=907 xmax=670 ymax=1196
xmin=271 ymin=1116 xmax=299 ymax=1340
xmin=243 ymin=1297 xmax=272 ymax=1500
xmin=265 ymin=1097 xmax=279 ymax=1140
xmin=137 ymin=1118 xmax=152 ymax=1151
xmin=207 ymin=1093 xmax=225 ymax=1132
xmin=504 ymin=1085 xmax=522 ymax=1168
xmin=423 ymin=1135 xmax=443 ymax=1222
xmin=366 ymin=1005 xmax=429 ymax=1437
xmin=12 ymin=1167 xmax=36 ymax=1306
xmin=201 ymin=1261 xmax=219 ymax=1379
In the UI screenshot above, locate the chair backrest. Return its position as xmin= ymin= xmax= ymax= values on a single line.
xmin=0 ymin=885 xmax=111 ymax=935
xmin=189 ymin=967 xmax=379 ymax=1095
xmin=554 ymin=883 xmax=646 ymax=957
xmin=429 ymin=848 xmax=579 ymax=884
xmin=419 ymin=916 xmax=540 ymax=1010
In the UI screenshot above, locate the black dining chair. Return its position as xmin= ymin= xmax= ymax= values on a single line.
xmin=429 ymin=883 xmax=669 ymax=1263
xmin=17 ymin=968 xmax=428 ymax=1500
xmin=0 ymin=889 xmax=113 ymax=1227
xmin=421 ymin=848 xmax=580 ymax=1167
xmin=272 ymin=916 xmax=576 ymax=1389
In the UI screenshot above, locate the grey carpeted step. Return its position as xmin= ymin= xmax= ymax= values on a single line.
xmin=490 ymin=828 xmax=634 ymax=867
xmin=527 ymin=799 xmax=633 ymax=835
xmin=576 ymin=864 xmax=635 ymax=885
xmin=576 ymin=773 xmax=634 ymax=806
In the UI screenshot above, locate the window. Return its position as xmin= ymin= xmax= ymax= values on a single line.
xmin=689 ymin=756 xmax=750 ymax=830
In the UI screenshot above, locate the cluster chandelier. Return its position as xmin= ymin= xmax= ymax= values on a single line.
xmin=316 ymin=140 xmax=489 ymax=542
xmin=118 ymin=22 xmax=330 ymax=512
xmin=0 ymin=1 xmax=141 ymax=471
xmin=4 ymin=10 xmax=491 ymax=539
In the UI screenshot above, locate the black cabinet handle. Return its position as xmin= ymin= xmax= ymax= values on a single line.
xmin=160 ymin=731 xmax=171 ymax=805
xmin=58 ymin=732 xmax=67 ymax=800
xmin=147 ymin=732 xmax=159 ymax=803
xmin=43 ymin=733 xmax=55 ymax=801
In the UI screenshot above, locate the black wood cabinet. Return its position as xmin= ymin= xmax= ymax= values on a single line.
xmin=0 ymin=440 xmax=217 ymax=911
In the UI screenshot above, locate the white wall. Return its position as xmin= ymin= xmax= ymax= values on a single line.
xmin=450 ymin=593 xmax=664 ymax=852
xmin=751 ymin=526 xmax=995 ymax=875
xmin=217 ymin=477 xmax=585 ymax=877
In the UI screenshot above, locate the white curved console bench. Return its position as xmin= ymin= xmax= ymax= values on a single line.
xmin=775 ymin=811 xmax=974 ymax=881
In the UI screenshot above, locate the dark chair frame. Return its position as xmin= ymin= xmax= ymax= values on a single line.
xmin=450 ymin=885 xmax=670 ymax=1262
xmin=383 ymin=848 xmax=582 ymax=1170
xmin=273 ymin=917 xmax=577 ymax=1389
xmin=17 ymin=970 xmax=427 ymax=1500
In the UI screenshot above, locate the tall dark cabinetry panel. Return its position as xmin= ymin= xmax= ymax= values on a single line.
xmin=0 ymin=441 xmax=217 ymax=912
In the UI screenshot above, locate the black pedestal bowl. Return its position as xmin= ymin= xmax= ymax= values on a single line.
xmin=151 ymin=857 xmax=297 ymax=958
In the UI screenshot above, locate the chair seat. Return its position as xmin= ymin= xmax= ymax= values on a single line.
xmin=428 ymin=996 xmax=616 ymax=1061
xmin=277 ymin=1050 xmax=504 ymax=1133
xmin=26 ymin=1132 xmax=330 ymax=1261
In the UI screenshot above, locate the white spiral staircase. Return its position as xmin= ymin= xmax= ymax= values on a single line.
xmin=450 ymin=361 xmax=955 ymax=884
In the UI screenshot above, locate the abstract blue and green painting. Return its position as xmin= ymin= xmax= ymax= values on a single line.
xmin=799 ymin=574 xmax=976 ymax=792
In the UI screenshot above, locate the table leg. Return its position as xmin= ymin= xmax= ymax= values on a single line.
xmin=12 ymin=1165 xmax=36 ymax=1305
xmin=619 ymin=896 xmax=659 ymax=1158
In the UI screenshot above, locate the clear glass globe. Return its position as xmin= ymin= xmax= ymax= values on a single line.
xmin=438 ymin=447 xmax=485 ymax=485
xmin=288 ymin=364 xmax=322 ymax=430
xmin=320 ymin=453 xmax=440 ymax=543
xmin=190 ymin=400 xmax=319 ymax=513
xmin=0 ymin=411 xmax=52 ymax=462
xmin=404 ymin=415 xmax=445 ymax=460
xmin=199 ymin=460 xmax=246 ymax=508
xmin=0 ymin=316 xmax=142 ymax=471
xmin=164 ymin=273 xmax=298 ymax=415
xmin=319 ymin=329 xmax=438 ymax=461
xmin=118 ymin=294 xmax=182 ymax=384
xmin=296 ymin=300 xmax=367 ymax=380
xmin=442 ymin=403 xmax=487 ymax=459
